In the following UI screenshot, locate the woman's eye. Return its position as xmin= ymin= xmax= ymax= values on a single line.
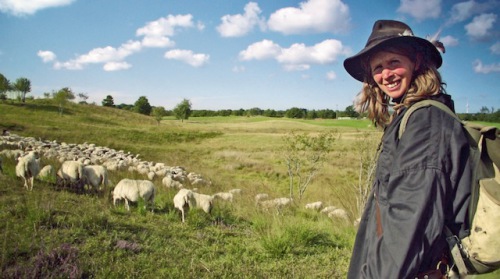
xmin=390 ymin=59 xmax=400 ymax=65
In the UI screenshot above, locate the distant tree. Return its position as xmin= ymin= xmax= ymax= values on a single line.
xmin=0 ymin=73 xmax=10 ymax=93
xmin=285 ymin=107 xmax=306 ymax=119
xmin=344 ymin=105 xmax=359 ymax=118
xmin=78 ymin=93 xmax=89 ymax=104
xmin=479 ymin=106 xmax=490 ymax=114
xmin=13 ymin=77 xmax=31 ymax=103
xmin=232 ymin=109 xmax=245 ymax=116
xmin=43 ymin=92 xmax=51 ymax=98
xmin=134 ymin=96 xmax=152 ymax=115
xmin=151 ymin=106 xmax=167 ymax=125
xmin=102 ymin=95 xmax=115 ymax=107
xmin=173 ymin=98 xmax=192 ymax=122
xmin=53 ymin=87 xmax=75 ymax=116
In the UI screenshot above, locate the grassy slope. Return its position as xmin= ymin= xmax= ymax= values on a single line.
xmin=2 ymin=100 xmax=498 ymax=278
xmin=1 ymin=100 xmax=367 ymax=278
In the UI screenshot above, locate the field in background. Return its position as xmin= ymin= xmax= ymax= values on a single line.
xmin=2 ymin=100 xmax=498 ymax=278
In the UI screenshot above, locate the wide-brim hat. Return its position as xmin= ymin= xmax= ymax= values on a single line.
xmin=344 ymin=19 xmax=442 ymax=82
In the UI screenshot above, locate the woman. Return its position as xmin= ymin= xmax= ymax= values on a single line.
xmin=343 ymin=20 xmax=472 ymax=278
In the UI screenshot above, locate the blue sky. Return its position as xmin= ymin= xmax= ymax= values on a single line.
xmin=1 ymin=0 xmax=499 ymax=113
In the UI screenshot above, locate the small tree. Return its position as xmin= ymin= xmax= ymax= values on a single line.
xmin=0 ymin=73 xmax=10 ymax=94
xmin=53 ymin=87 xmax=75 ymax=116
xmin=173 ymin=99 xmax=192 ymax=122
xmin=13 ymin=77 xmax=31 ymax=103
xmin=134 ymin=96 xmax=152 ymax=115
xmin=151 ymin=106 xmax=167 ymax=125
xmin=102 ymin=95 xmax=115 ymax=107
xmin=281 ymin=131 xmax=338 ymax=200
xmin=77 ymin=93 xmax=89 ymax=104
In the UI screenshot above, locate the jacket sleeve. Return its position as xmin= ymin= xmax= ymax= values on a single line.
xmin=361 ymin=106 xmax=470 ymax=278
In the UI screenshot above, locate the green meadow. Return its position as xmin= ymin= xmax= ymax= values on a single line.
xmin=1 ymin=100 xmax=498 ymax=278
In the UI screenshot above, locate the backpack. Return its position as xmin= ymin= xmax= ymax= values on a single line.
xmin=399 ymin=99 xmax=500 ymax=277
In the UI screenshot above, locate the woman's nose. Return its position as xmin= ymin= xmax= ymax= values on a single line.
xmin=381 ymin=68 xmax=392 ymax=79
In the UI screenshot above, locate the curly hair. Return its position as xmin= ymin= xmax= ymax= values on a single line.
xmin=355 ymin=43 xmax=446 ymax=128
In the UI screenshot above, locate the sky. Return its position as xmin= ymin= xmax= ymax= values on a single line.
xmin=1 ymin=0 xmax=499 ymax=113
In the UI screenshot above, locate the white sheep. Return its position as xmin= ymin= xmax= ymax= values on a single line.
xmin=190 ymin=192 xmax=214 ymax=214
xmin=327 ymin=208 xmax=349 ymax=221
xmin=254 ymin=193 xmax=269 ymax=204
xmin=173 ymin=189 xmax=194 ymax=222
xmin=320 ymin=206 xmax=337 ymax=215
xmin=228 ymin=188 xmax=242 ymax=195
xmin=212 ymin=192 xmax=233 ymax=202
xmin=82 ymin=165 xmax=108 ymax=192
xmin=162 ymin=175 xmax=184 ymax=189
xmin=112 ymin=179 xmax=156 ymax=212
xmin=38 ymin=165 xmax=55 ymax=181
xmin=305 ymin=201 xmax=324 ymax=211
xmin=15 ymin=151 xmax=41 ymax=190
xmin=57 ymin=160 xmax=85 ymax=192
xmin=259 ymin=197 xmax=293 ymax=209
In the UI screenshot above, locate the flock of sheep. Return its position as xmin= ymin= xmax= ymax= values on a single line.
xmin=1 ymin=132 xmax=353 ymax=224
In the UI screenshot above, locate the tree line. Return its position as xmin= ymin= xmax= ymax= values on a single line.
xmin=1 ymin=73 xmax=499 ymax=123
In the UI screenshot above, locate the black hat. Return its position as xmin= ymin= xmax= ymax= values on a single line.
xmin=343 ymin=19 xmax=442 ymax=82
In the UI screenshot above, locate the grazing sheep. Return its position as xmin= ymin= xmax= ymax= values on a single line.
xmin=320 ymin=206 xmax=337 ymax=215
xmin=327 ymin=208 xmax=349 ymax=221
xmin=162 ymin=175 xmax=184 ymax=189
xmin=112 ymin=179 xmax=156 ymax=212
xmin=212 ymin=192 xmax=233 ymax=202
xmin=15 ymin=151 xmax=41 ymax=191
xmin=82 ymin=165 xmax=108 ymax=192
xmin=57 ymin=160 xmax=85 ymax=192
xmin=305 ymin=201 xmax=324 ymax=211
xmin=190 ymin=192 xmax=214 ymax=214
xmin=38 ymin=165 xmax=55 ymax=181
xmin=254 ymin=193 xmax=269 ymax=204
xmin=173 ymin=189 xmax=194 ymax=223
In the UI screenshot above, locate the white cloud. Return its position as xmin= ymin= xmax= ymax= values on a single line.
xmin=37 ymin=50 xmax=56 ymax=62
xmin=473 ymin=59 xmax=500 ymax=73
xmin=239 ymin=39 xmax=349 ymax=71
xmin=164 ymin=49 xmax=209 ymax=67
xmin=267 ymin=0 xmax=350 ymax=34
xmin=0 ymin=0 xmax=74 ymax=16
xmin=137 ymin=14 xmax=195 ymax=47
xmin=465 ymin=13 xmax=497 ymax=40
xmin=43 ymin=14 xmax=199 ymax=71
xmin=217 ymin=2 xmax=265 ymax=37
xmin=326 ymin=71 xmax=337 ymax=80
xmin=441 ymin=35 xmax=459 ymax=47
xmin=239 ymin=39 xmax=282 ymax=60
xmin=447 ymin=0 xmax=498 ymax=25
xmin=491 ymin=42 xmax=500 ymax=54
xmin=103 ymin=62 xmax=131 ymax=72
xmin=397 ymin=0 xmax=441 ymax=21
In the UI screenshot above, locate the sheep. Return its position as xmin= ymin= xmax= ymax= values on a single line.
xmin=173 ymin=189 xmax=194 ymax=222
xmin=320 ymin=206 xmax=338 ymax=215
xmin=56 ymin=160 xmax=84 ymax=192
xmin=327 ymin=208 xmax=350 ymax=222
xmin=15 ymin=151 xmax=41 ymax=191
xmin=82 ymin=165 xmax=108 ymax=192
xmin=305 ymin=201 xmax=324 ymax=211
xmin=162 ymin=175 xmax=184 ymax=189
xmin=254 ymin=193 xmax=269 ymax=204
xmin=259 ymin=197 xmax=293 ymax=209
xmin=38 ymin=165 xmax=55 ymax=181
xmin=212 ymin=192 xmax=233 ymax=202
xmin=189 ymin=192 xmax=214 ymax=214
xmin=112 ymin=179 xmax=156 ymax=212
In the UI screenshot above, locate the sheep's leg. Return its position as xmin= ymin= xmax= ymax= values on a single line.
xmin=29 ymin=177 xmax=34 ymax=191
xmin=125 ymin=199 xmax=130 ymax=211
xmin=181 ymin=209 xmax=185 ymax=223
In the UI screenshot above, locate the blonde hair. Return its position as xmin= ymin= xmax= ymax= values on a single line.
xmin=355 ymin=44 xmax=445 ymax=128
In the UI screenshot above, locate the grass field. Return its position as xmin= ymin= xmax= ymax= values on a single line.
xmin=1 ymin=100 xmax=498 ymax=278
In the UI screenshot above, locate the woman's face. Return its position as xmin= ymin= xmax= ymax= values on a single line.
xmin=369 ymin=50 xmax=416 ymax=100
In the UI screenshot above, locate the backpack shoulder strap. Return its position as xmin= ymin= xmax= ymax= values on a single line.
xmin=398 ymin=99 xmax=461 ymax=140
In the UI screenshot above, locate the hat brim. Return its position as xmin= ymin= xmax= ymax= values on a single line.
xmin=343 ymin=36 xmax=442 ymax=82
